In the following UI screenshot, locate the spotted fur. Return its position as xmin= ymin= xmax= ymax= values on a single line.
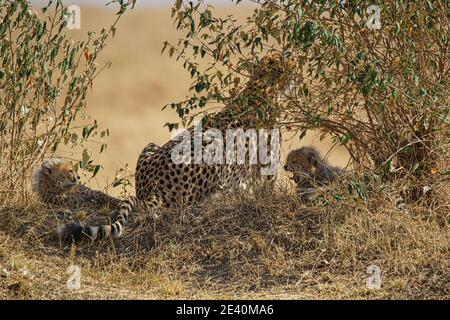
xmin=59 ymin=53 xmax=292 ymax=241
xmin=32 ymin=158 xmax=120 ymax=211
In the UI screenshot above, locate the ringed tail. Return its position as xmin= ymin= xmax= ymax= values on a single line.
xmin=58 ymin=196 xmax=137 ymax=242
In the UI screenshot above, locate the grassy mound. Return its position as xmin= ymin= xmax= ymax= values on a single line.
xmin=0 ymin=179 xmax=448 ymax=299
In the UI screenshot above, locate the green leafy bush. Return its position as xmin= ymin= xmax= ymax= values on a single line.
xmin=0 ymin=0 xmax=135 ymax=194
xmin=165 ymin=0 xmax=449 ymax=179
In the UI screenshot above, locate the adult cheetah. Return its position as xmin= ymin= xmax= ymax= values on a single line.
xmin=59 ymin=53 xmax=293 ymax=241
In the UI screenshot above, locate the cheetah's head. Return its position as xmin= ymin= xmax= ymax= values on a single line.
xmin=32 ymin=158 xmax=79 ymax=196
xmin=284 ymin=147 xmax=320 ymax=186
xmin=249 ymin=52 xmax=293 ymax=92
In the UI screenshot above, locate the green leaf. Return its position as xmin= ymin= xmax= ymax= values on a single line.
xmin=161 ymin=41 xmax=169 ymax=54
xmin=61 ymin=58 xmax=68 ymax=74
xmin=92 ymin=165 xmax=101 ymax=177
xmin=299 ymin=129 xmax=307 ymax=140
xmin=392 ymin=88 xmax=398 ymax=98
xmin=256 ymin=108 xmax=264 ymax=120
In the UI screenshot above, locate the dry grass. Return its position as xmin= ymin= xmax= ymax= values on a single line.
xmin=0 ymin=177 xmax=448 ymax=299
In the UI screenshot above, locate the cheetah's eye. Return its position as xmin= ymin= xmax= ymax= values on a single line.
xmin=69 ymin=170 xmax=78 ymax=181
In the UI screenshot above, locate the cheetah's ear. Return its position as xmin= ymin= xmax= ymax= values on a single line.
xmin=41 ymin=161 xmax=53 ymax=176
xmin=307 ymin=150 xmax=318 ymax=166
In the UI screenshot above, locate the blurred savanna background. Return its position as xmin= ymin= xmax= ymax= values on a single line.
xmin=0 ymin=0 xmax=448 ymax=299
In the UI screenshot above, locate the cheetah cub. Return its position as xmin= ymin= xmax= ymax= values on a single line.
xmin=32 ymin=158 xmax=120 ymax=211
xmin=284 ymin=146 xmax=343 ymax=200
